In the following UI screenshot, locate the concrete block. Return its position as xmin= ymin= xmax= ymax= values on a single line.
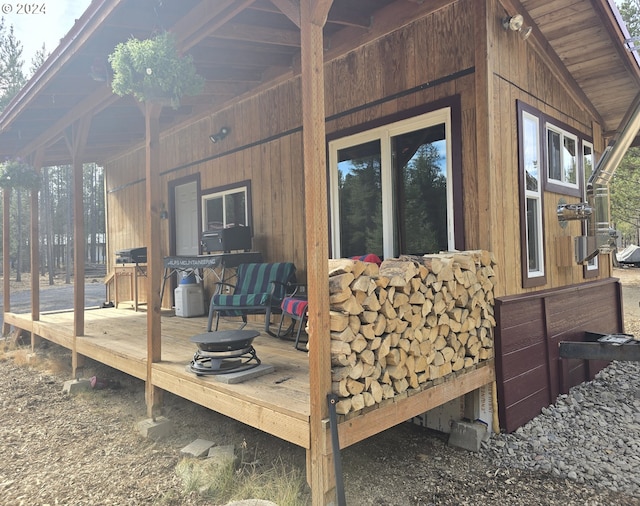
xmin=137 ymin=416 xmax=173 ymax=439
xmin=181 ymin=438 xmax=215 ymax=458
xmin=214 ymin=363 xmax=275 ymax=384
xmin=447 ymin=420 xmax=488 ymax=452
xmin=207 ymin=444 xmax=236 ymax=466
xmin=62 ymin=378 xmax=91 ymax=395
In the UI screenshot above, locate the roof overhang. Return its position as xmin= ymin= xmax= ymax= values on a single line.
xmin=0 ymin=0 xmax=639 ymax=166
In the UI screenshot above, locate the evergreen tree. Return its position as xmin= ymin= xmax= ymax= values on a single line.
xmin=29 ymin=43 xmax=48 ymax=77
xmin=619 ymin=0 xmax=640 ymax=42
xmin=0 ymin=17 xmax=26 ymax=111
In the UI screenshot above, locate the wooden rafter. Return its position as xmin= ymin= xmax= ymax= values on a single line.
xmin=269 ymin=0 xmax=301 ymax=28
xmin=174 ymin=0 xmax=256 ymax=51
xmin=213 ymin=22 xmax=301 ymax=47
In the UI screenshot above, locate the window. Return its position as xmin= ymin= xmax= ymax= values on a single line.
xmin=583 ymin=141 xmax=599 ymax=274
xmin=546 ymin=124 xmax=578 ymax=189
xmin=518 ymin=100 xmax=597 ymax=287
xmin=201 ymin=182 xmax=250 ymax=231
xmin=519 ymin=105 xmax=545 ymax=286
xmin=329 ymin=108 xmax=456 ymax=259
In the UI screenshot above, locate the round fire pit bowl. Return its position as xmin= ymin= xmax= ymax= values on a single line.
xmin=191 ymin=329 xmax=259 ymax=352
xmin=189 ymin=329 xmax=260 ymax=375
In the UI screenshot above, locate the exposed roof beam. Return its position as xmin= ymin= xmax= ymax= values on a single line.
xmin=18 ymin=86 xmax=116 ymax=158
xmin=254 ymin=0 xmax=370 ymax=29
xmin=310 ymin=0 xmax=333 ymax=26
xmin=174 ymin=0 xmax=256 ymax=50
xmin=190 ymin=44 xmax=294 ymax=67
xmin=269 ymin=0 xmax=300 ymax=28
xmin=213 ymin=23 xmax=300 ymax=47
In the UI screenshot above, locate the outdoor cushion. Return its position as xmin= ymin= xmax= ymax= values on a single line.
xmin=351 ymin=253 xmax=382 ymax=266
xmin=208 ymin=262 xmax=296 ymax=334
xmin=281 ymin=297 xmax=308 ymax=318
xmin=277 ymin=296 xmax=309 ymax=350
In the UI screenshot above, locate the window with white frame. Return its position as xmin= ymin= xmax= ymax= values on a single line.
xmin=546 ymin=123 xmax=578 ymax=190
xmin=329 ymin=108 xmax=455 ymax=259
xmin=583 ymin=141 xmax=599 ymax=273
xmin=201 ymin=183 xmax=249 ymax=231
xmin=521 ymin=108 xmax=545 ymax=284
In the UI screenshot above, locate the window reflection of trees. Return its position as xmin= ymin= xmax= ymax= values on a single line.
xmin=338 ymin=148 xmax=383 ymax=258
xmin=337 ymin=125 xmax=448 ymax=258
xmin=397 ymin=143 xmax=447 ymax=255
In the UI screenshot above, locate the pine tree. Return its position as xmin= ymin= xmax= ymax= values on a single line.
xmin=0 ymin=17 xmax=26 ymax=111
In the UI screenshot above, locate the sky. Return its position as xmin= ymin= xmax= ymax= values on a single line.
xmin=4 ymin=0 xmax=91 ymax=69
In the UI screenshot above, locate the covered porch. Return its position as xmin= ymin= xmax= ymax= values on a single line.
xmin=4 ymin=306 xmax=494 ymax=452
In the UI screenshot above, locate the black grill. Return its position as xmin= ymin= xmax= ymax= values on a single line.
xmin=115 ymin=247 xmax=147 ymax=264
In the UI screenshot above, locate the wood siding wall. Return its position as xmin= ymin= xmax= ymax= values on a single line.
xmin=486 ymin=0 xmax=611 ymax=299
xmin=494 ymin=278 xmax=622 ymax=432
xmin=104 ymin=1 xmax=476 ymax=284
xmin=104 ymin=0 xmax=611 ymax=303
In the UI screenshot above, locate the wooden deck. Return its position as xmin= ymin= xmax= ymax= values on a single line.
xmin=5 ymin=306 xmax=495 ymax=452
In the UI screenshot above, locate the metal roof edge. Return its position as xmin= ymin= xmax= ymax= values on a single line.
xmin=605 ymin=0 xmax=640 ymax=77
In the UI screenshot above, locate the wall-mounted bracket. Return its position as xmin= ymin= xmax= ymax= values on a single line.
xmin=557 ymin=202 xmax=593 ymax=222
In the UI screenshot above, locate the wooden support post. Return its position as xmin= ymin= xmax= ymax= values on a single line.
xmin=144 ymin=101 xmax=164 ymax=416
xmin=473 ymin=0 xmax=493 ymax=254
xmin=68 ymin=116 xmax=91 ymax=376
xmin=300 ymin=1 xmax=334 ymax=504
xmin=30 ymin=149 xmax=44 ymax=350
xmin=2 ymin=187 xmax=10 ymax=336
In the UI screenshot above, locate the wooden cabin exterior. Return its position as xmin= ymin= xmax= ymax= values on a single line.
xmin=1 ymin=0 xmax=639 ymax=503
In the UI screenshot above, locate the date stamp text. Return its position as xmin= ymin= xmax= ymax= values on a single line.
xmin=1 ymin=3 xmax=46 ymax=14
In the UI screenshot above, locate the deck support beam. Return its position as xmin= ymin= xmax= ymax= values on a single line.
xmin=144 ymin=101 xmax=164 ymax=417
xmin=300 ymin=0 xmax=335 ymax=504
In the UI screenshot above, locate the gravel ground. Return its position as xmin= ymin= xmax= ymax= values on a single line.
xmin=0 ymin=268 xmax=639 ymax=505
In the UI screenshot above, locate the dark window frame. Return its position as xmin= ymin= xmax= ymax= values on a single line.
xmin=517 ymin=100 xmax=547 ymax=288
xmin=201 ymin=179 xmax=253 ymax=233
xmin=542 ymin=117 xmax=584 ymax=198
xmin=326 ymin=96 xmax=464 ymax=256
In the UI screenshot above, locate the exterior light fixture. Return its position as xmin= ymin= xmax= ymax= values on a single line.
xmin=210 ymin=127 xmax=230 ymax=143
xmin=502 ymin=14 xmax=532 ymax=41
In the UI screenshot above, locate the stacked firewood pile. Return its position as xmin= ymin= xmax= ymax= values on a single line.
xmin=328 ymin=251 xmax=496 ymax=415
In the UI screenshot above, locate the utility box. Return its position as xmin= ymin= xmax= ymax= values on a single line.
xmin=175 ymin=284 xmax=205 ymax=317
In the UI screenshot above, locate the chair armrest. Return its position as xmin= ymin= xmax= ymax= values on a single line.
xmin=268 ymin=280 xmax=303 ymax=301
xmin=287 ymin=283 xmax=307 ymax=297
xmin=212 ymin=281 xmax=236 ymax=295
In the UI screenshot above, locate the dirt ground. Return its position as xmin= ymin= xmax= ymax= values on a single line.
xmin=1 ymin=268 xmax=640 ymax=505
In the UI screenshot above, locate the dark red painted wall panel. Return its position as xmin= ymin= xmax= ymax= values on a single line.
xmin=495 ymin=279 xmax=623 ymax=433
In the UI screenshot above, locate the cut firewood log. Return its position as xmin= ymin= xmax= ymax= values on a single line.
xmin=369 ymin=380 xmax=383 ymax=403
xmin=330 ymin=311 xmax=350 ymax=332
xmin=329 ymin=272 xmax=355 ymax=293
xmin=328 ymin=259 xmax=355 ymax=276
xmin=347 ymin=378 xmax=365 ymax=395
xmin=331 ymin=295 xmax=363 ymax=315
xmin=335 ymin=398 xmax=352 ymax=415
xmin=324 ymin=249 xmax=496 ymax=415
